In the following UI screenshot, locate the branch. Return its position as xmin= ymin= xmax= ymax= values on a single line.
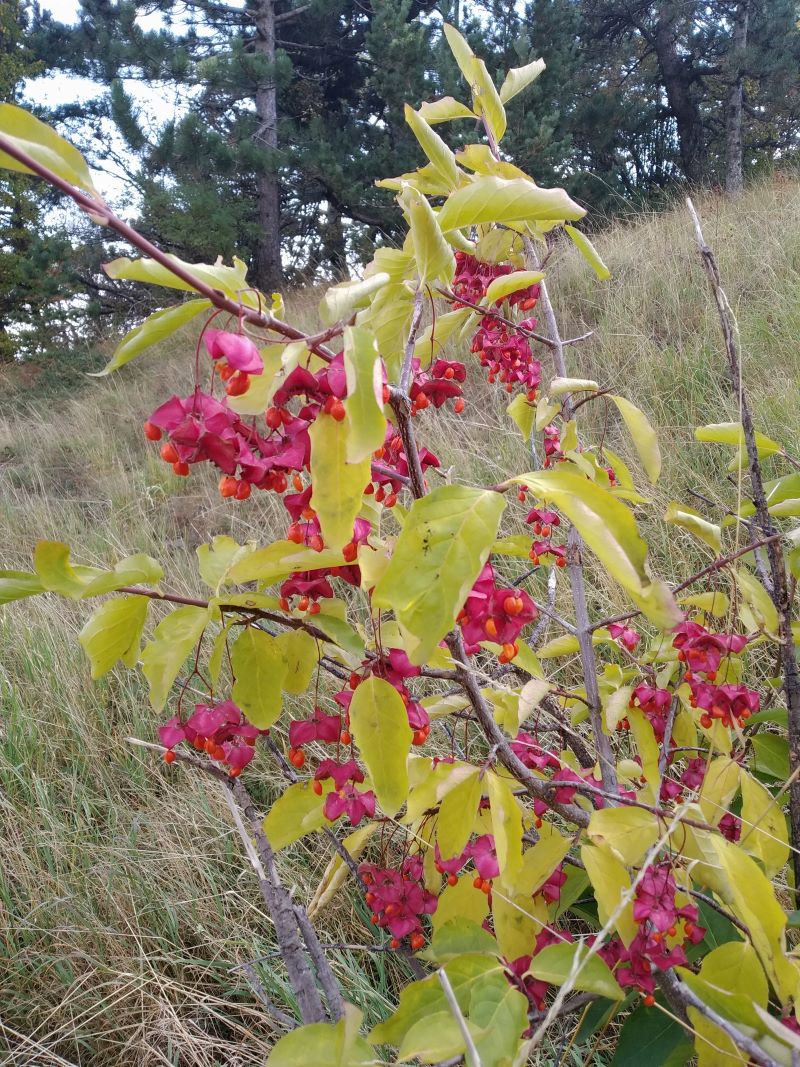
xmin=686 ymin=197 xmax=800 ymax=886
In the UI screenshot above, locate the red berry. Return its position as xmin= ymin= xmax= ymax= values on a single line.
xmin=290 ymin=749 xmax=306 ymax=769
xmin=143 ymin=420 xmax=162 ymax=441
xmin=266 ymin=407 xmax=282 ymax=429
xmin=309 ymin=602 xmax=321 ymax=615
xmin=172 ymin=461 xmax=190 ymax=476
xmin=219 ymin=475 xmax=238 ymax=498
xmin=643 ymin=994 xmax=655 ymax=1007
xmin=700 ymin=713 xmax=713 ymax=729
xmin=389 ymin=938 xmax=400 ymax=949
xmin=340 ymin=730 xmax=352 ymax=746
xmin=410 ymin=932 xmax=425 ymax=951
xmin=225 ymin=373 xmax=250 ymax=397
xmin=453 ymin=398 xmax=465 ymax=414
xmin=298 ymin=596 xmax=310 ymax=612
xmin=447 ymin=873 xmax=458 ymax=887
xmin=229 ymin=767 xmax=242 ymax=777
xmin=415 ymin=391 xmax=429 ymax=411
xmin=330 ymin=399 xmax=346 ymax=422
xmin=308 ymin=534 xmax=324 ymax=552
xmin=235 ymin=480 xmax=251 ymax=500
xmin=160 ymin=441 xmax=179 ymax=464
xmin=480 ymin=880 xmax=491 ymax=895
xmin=484 ymin=618 xmax=498 ymax=639
xmin=412 ymin=729 xmax=426 ymax=746
xmin=279 ymin=597 xmax=290 ymax=612
xmin=384 ymin=492 xmax=397 ymax=508
xmin=343 ymin=542 xmax=358 ymax=563
xmin=556 ymin=556 xmax=567 ymax=568
xmin=163 ymin=750 xmax=176 ymax=764
xmin=312 ymin=780 xmax=323 ymax=796
xmin=370 ymin=913 xmax=379 ymax=924
xmin=473 ymin=876 xmax=483 ymax=889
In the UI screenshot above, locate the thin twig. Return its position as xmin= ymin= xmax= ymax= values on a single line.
xmin=438 ymin=968 xmax=482 ymax=1067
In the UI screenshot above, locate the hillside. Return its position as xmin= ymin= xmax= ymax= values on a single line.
xmin=0 ymin=180 xmax=799 ymax=1065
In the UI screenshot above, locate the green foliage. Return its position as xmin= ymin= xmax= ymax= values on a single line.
xmin=348 ymin=676 xmax=412 ymax=817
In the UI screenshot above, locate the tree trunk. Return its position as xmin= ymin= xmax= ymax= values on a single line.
xmin=321 ymin=204 xmax=347 ymax=278
xmin=251 ymin=0 xmax=282 ymax=292
xmin=725 ymin=0 xmax=750 ymax=197
xmin=653 ymin=15 xmax=706 ymax=184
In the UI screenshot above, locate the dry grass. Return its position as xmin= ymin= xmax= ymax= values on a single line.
xmin=0 ymin=181 xmax=798 ymax=1064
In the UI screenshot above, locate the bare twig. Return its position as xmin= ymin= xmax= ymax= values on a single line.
xmin=438 ymin=968 xmax=482 ymax=1067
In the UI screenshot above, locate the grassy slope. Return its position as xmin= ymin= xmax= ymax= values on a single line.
xmin=0 ymin=181 xmax=798 ymax=1064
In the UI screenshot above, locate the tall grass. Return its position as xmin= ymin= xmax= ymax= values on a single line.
xmin=0 ymin=181 xmax=798 ymax=1064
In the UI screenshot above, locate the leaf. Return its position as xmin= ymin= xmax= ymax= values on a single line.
xmin=690 ymin=942 xmax=769 ymax=1066
xmin=752 ymin=733 xmax=789 ymax=780
xmin=97 ymin=299 xmax=211 ymax=374
xmin=229 ymin=627 xmax=288 ymax=729
xmin=263 ymin=780 xmax=334 ymax=851
xmin=401 ymin=186 xmax=455 ymax=284
xmin=698 ymin=757 xmax=741 ymax=827
xmin=79 ymin=596 xmax=149 ymax=679
xmin=581 ymin=844 xmax=637 ymax=945
xmin=0 ymin=569 xmax=44 ymax=605
xmin=311 ymin=609 xmax=365 ymax=658
xmin=433 ymin=875 xmax=490 ymax=934
xmin=564 ymin=225 xmax=611 ymax=280
xmin=225 ymin=540 xmax=346 ymax=585
xmin=734 ymin=568 xmax=779 ymax=637
xmin=319 ymin=273 xmax=390 ymax=326
xmin=267 ymin=1004 xmax=373 ymax=1066
xmin=438 ymin=769 xmax=482 ymax=859
xmin=512 ymin=470 xmax=681 ymax=629
xmin=437 ymin=175 xmax=585 ymax=232
xmin=740 ymin=770 xmax=789 ymax=877
xmin=442 ymin=25 xmax=506 ymax=142
xmin=276 ymin=628 xmax=318 ymax=695
xmin=695 ymin=422 xmax=781 ymax=459
xmin=487 ymin=771 xmax=523 ymax=883
xmin=506 ymin=394 xmax=535 ymax=441
xmin=414 ymin=307 xmax=472 ymax=362
xmin=343 ymin=326 xmax=386 ymax=463
xmin=610 ymin=395 xmax=661 ymax=483
xmin=499 ymin=58 xmax=547 ymax=103
xmin=469 ymin=972 xmax=530 ymax=1067
xmin=141 ymin=605 xmax=209 ymax=711
xmin=678 ymin=591 xmax=730 ymax=617
xmin=372 ymin=485 xmax=506 ymax=665
xmin=483 ymin=270 xmax=544 ymax=305
xmin=528 ymin=943 xmax=623 ymax=1001
xmin=196 ymin=535 xmax=255 ymax=592
xmin=308 ymin=822 xmax=378 ymax=918
xmin=423 ymin=919 xmax=499 ymax=964
xmin=105 ymin=254 xmax=249 ymax=298
xmin=349 ymin=676 xmax=412 ymax=816
xmin=549 ymin=377 xmax=600 ymax=396
xmin=397 ymin=1014 xmax=464 ymax=1064
xmin=309 ymin=413 xmax=370 ymax=552
xmin=613 ymin=999 xmax=693 ymax=1067
xmin=0 ymin=103 xmax=98 ymax=196
xmin=711 ymin=836 xmax=800 ymax=1006
xmin=418 ymin=96 xmax=476 ymax=124
xmin=403 ymin=105 xmax=460 ymax=190
xmin=587 ymin=807 xmax=660 ymax=866
xmin=663 ymin=503 xmax=722 ymax=554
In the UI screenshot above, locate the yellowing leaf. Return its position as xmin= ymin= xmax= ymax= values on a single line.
xmin=678 ymin=591 xmax=730 ymax=617
xmin=689 ymin=941 xmax=768 ymax=1067
xmin=276 ymin=628 xmax=318 ymax=695
xmin=581 ymin=843 xmax=637 ymax=946
xmin=349 ymin=676 xmax=412 ymax=816
xmin=105 ymin=254 xmax=250 ymax=299
xmin=437 ymin=175 xmax=585 ymax=232
xmin=414 ymin=307 xmax=472 ymax=362
xmin=79 ymin=595 xmax=148 ymax=679
xmin=141 ymin=605 xmax=209 ymax=711
xmin=711 ymin=837 xmax=800 ymax=1006
xmin=433 ymin=874 xmax=490 ymax=934
xmin=665 ymin=503 xmax=722 ymax=553
xmin=740 ymin=771 xmax=789 ymax=877
xmin=698 ymin=757 xmax=741 ymax=827
xmin=230 ymin=627 xmax=288 ymax=728
xmin=0 ymin=569 xmax=44 ymax=605
xmin=263 ymin=780 xmax=334 ymax=851
xmin=549 ymin=377 xmax=600 ymax=396
xmin=438 ymin=769 xmax=482 ymax=859
xmin=343 ymin=326 xmax=386 ymax=463
xmin=442 ymin=25 xmax=506 ymax=142
xmin=267 ymin=1005 xmax=373 ymax=1067
xmin=610 ymin=395 xmax=661 ymax=484
xmin=372 ymin=485 xmax=506 ymax=665
xmin=309 ymin=414 xmax=370 ymax=552
xmin=493 ymin=888 xmax=548 ymax=961
xmin=487 ymin=772 xmax=523 ymax=883
xmin=319 ymin=273 xmax=390 ymax=326
xmin=528 ymin=943 xmax=623 ymax=1001
xmin=512 ymin=469 xmax=681 ymax=629
xmin=734 ymin=568 xmax=779 ymax=637
xmin=98 ymin=299 xmax=212 ymax=374
xmin=225 ymin=540 xmax=345 ymax=585
xmin=587 ymin=807 xmax=660 ymax=866
xmin=563 ymin=225 xmax=610 ymax=280
xmin=483 ymin=270 xmax=544 ymax=305
xmin=308 ymin=822 xmax=378 ymax=918
xmin=695 ymin=422 xmax=781 ymax=460
xmin=0 ymin=103 xmax=98 ymax=196
xmin=418 ymin=96 xmax=476 ymax=124
xmin=499 ymin=58 xmax=546 ymax=103
xmin=506 ymin=394 xmax=535 ymax=441
xmin=403 ymin=105 xmax=460 ymax=191
xmin=196 ymin=535 xmax=255 ymax=592
xmin=401 ymin=186 xmax=455 ymax=284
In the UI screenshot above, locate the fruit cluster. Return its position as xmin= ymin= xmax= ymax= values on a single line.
xmin=159 ymin=700 xmax=266 ymax=775
xmin=457 ymin=560 xmax=537 ymax=661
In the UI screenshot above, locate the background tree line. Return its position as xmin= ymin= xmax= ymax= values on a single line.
xmin=2 ymin=0 xmax=798 ymax=361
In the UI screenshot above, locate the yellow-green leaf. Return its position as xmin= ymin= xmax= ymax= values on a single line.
xmin=349 ymin=676 xmax=412 ymax=816
xmin=734 ymin=568 xmax=779 ymax=637
xmin=343 ymin=325 xmax=386 ymax=463
xmin=483 ymin=269 xmax=544 ymax=305
xmin=319 ymin=273 xmax=390 ymax=326
xmin=528 ymin=943 xmax=623 ymax=1001
xmin=587 ymin=807 xmax=660 ymax=866
xmin=308 ymin=822 xmax=378 ymax=918
xmin=438 ymin=769 xmax=482 ymax=860
xmin=309 ymin=413 xmax=370 ymax=552
xmin=437 ymin=175 xmax=585 ymax=232
xmin=0 ymin=103 xmax=99 ymax=196
xmin=105 ymin=254 xmax=250 ymax=298
xmin=549 ymin=376 xmax=600 ymax=396
xmin=512 ymin=469 xmax=680 ymax=629
xmin=97 ymin=299 xmax=211 ymax=374
xmin=690 ymin=941 xmax=768 ymax=1067
xmin=0 ymin=569 xmax=44 ymax=605
xmin=267 ymin=1004 xmax=373 ymax=1067
xmin=418 ymin=96 xmax=476 ymax=124
xmin=372 ymin=485 xmax=506 ymax=664
xmin=563 ymin=225 xmax=610 ymax=280
xmin=610 ymin=395 xmax=661 ymax=483
xmin=263 ymin=780 xmax=333 ymax=851
xmin=401 ymin=186 xmax=455 ymax=284
xmin=499 ymin=58 xmax=546 ymax=104
xmin=581 ymin=843 xmax=637 ymax=945
xmin=506 ymin=394 xmax=535 ymax=441
xmin=487 ymin=771 xmax=523 ymax=883
xmin=403 ymin=104 xmax=460 ymax=191
xmin=740 ymin=770 xmax=789 ymax=877
xmin=141 ymin=605 xmax=209 ymax=711
xmin=414 ymin=308 xmax=472 ymax=362
xmin=230 ymin=627 xmax=288 ymax=728
xmin=432 ymin=874 xmax=490 ymax=934
xmin=442 ymin=24 xmax=506 ymax=142
xmin=197 ymin=535 xmax=255 ymax=592
xmin=276 ymin=628 xmax=318 ymax=695
xmin=695 ymin=422 xmax=781 ymax=460
xmin=699 ymin=757 xmax=741 ymax=827
xmin=79 ymin=595 xmax=149 ymax=679
xmin=664 ymin=503 xmax=722 ymax=553
xmin=225 ymin=540 xmax=346 ymax=585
